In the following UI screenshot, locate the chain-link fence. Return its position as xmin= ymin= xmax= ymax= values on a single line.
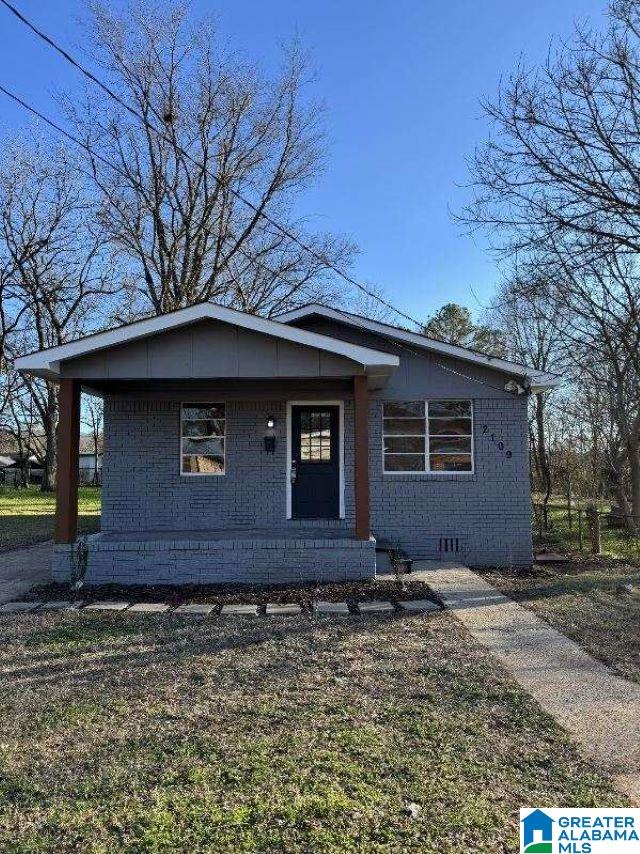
xmin=533 ymin=500 xmax=640 ymax=562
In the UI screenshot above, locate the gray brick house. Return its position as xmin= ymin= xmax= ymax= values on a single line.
xmin=16 ymin=302 xmax=558 ymax=585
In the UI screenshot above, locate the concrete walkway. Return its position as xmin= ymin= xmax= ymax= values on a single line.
xmin=414 ymin=561 xmax=640 ymax=803
xmin=0 ymin=542 xmax=52 ymax=605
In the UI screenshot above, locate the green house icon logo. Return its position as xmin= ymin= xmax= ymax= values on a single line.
xmin=521 ymin=809 xmax=554 ymax=853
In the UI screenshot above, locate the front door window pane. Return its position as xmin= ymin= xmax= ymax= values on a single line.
xmin=300 ymin=411 xmax=332 ymax=462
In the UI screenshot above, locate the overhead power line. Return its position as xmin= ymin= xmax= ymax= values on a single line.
xmin=0 ymin=0 xmax=423 ymax=329
xmin=0 ymin=82 xmax=339 ymax=316
xmin=0 ymin=81 xmax=528 ymax=395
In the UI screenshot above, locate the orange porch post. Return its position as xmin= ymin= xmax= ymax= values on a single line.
xmin=55 ymin=378 xmax=81 ymax=544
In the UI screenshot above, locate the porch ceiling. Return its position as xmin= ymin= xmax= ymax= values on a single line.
xmin=76 ymin=377 xmax=360 ymax=399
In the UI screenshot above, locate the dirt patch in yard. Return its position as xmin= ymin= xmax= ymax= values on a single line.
xmin=481 ymin=557 xmax=640 ymax=685
xmin=26 ymin=574 xmax=440 ymax=611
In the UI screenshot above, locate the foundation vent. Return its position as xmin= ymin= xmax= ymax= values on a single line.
xmin=439 ymin=537 xmax=460 ymax=554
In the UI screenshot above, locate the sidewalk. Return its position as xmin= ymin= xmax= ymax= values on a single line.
xmin=414 ymin=561 xmax=640 ymax=803
xmin=0 ymin=542 xmax=52 ymax=604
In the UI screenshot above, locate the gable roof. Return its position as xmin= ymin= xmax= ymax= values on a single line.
xmin=275 ymin=304 xmax=560 ymax=392
xmin=15 ymin=302 xmax=399 ymax=381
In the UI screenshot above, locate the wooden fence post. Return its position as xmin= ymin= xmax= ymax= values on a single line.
xmin=586 ymin=504 xmax=601 ymax=555
xmin=577 ymin=506 xmax=584 ymax=552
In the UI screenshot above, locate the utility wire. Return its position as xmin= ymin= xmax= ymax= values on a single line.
xmin=0 ymin=0 xmax=423 ymax=329
xmin=0 ymin=82 xmax=337 ymax=317
xmin=0 ymin=71 xmax=538 ymax=395
xmin=0 ymin=80 xmax=530 ymax=395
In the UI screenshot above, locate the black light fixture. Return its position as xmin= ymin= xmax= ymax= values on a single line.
xmin=264 ymin=416 xmax=277 ymax=454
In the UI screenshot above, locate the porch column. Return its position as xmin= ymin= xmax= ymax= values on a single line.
xmin=55 ymin=378 xmax=81 ymax=544
xmin=353 ymin=374 xmax=371 ymax=540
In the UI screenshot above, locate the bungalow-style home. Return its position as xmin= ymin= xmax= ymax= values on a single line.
xmin=15 ymin=302 xmax=558 ymax=585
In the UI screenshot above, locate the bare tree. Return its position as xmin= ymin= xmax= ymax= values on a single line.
xmin=500 ymin=249 xmax=640 ymax=532
xmin=0 ymin=140 xmax=116 ymax=490
xmin=462 ymin=1 xmax=640 ymax=261
xmin=64 ymin=0 xmax=352 ymax=318
xmin=462 ymin=0 xmax=640 ymax=535
xmin=490 ymin=279 xmax=566 ymax=529
xmin=81 ymin=397 xmax=103 ymax=485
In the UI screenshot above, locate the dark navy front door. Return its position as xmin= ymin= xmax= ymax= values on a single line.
xmin=291 ymin=405 xmax=340 ymax=519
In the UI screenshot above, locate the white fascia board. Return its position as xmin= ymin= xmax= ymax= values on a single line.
xmin=14 ymin=302 xmax=399 ymax=378
xmin=276 ymin=304 xmax=561 ymax=390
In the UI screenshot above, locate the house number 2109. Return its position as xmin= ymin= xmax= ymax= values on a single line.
xmin=481 ymin=424 xmax=512 ymax=459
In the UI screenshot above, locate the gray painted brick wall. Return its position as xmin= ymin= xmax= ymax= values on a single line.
xmin=102 ymin=398 xmax=355 ymax=533
xmin=295 ymin=316 xmax=534 ymax=569
xmin=370 ymin=396 xmax=532 ymax=567
xmin=53 ymin=534 xmax=375 ymax=586
xmin=97 ymin=386 xmax=532 ymax=576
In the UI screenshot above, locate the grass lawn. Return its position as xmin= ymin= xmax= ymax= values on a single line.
xmin=483 ymin=559 xmax=640 ymax=685
xmin=0 ymin=486 xmax=101 ymax=552
xmin=0 ymin=610 xmax=623 ymax=852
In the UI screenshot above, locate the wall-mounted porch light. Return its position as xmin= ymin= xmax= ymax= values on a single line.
xmin=264 ymin=416 xmax=277 ymax=454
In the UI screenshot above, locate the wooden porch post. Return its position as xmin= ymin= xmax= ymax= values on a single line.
xmin=353 ymin=374 xmax=371 ymax=540
xmin=55 ymin=378 xmax=81 ymax=544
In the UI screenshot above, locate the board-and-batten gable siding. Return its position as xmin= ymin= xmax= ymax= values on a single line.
xmin=291 ymin=316 xmax=515 ymax=400
xmin=58 ymin=319 xmax=366 ymax=380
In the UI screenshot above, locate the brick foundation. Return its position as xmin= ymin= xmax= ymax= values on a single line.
xmin=52 ymin=533 xmax=376 ymax=586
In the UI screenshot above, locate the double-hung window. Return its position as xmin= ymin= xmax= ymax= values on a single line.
xmin=181 ymin=403 xmax=225 ymax=475
xmin=383 ymin=400 xmax=473 ymax=473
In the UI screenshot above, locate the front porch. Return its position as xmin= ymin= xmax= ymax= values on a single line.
xmin=16 ymin=305 xmax=399 ymax=586
xmin=53 ymin=527 xmax=376 ymax=586
xmin=52 ymin=380 xmax=379 ymax=586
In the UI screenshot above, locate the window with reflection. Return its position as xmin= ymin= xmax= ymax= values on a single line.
xmin=299 ymin=410 xmax=332 ymax=462
xmin=181 ymin=403 xmax=225 ymax=474
xmin=383 ymin=400 xmax=473 ymax=472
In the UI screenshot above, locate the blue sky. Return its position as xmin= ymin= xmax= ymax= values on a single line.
xmin=0 ymin=0 xmax=608 ymax=322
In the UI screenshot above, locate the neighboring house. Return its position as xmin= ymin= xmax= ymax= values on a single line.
xmin=78 ymin=452 xmax=103 ymax=485
xmin=0 ymin=454 xmax=43 ymax=486
xmin=15 ymin=302 xmax=558 ymax=586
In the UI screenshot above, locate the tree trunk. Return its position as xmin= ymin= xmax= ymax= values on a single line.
xmin=40 ymin=383 xmax=58 ymax=493
xmin=535 ymin=392 xmax=552 ymax=531
xmin=586 ymin=504 xmax=601 ymax=554
xmin=628 ymin=444 xmax=640 ymax=537
xmin=92 ymin=438 xmax=99 ymax=486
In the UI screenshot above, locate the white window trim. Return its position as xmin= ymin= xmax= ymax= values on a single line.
xmin=180 ymin=401 xmax=226 ymax=477
xmin=382 ymin=400 xmax=475 ymax=475
xmin=286 ymin=400 xmax=345 ymax=519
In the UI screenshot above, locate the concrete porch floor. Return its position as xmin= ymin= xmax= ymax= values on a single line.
xmin=99 ymin=527 xmax=362 ymax=543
